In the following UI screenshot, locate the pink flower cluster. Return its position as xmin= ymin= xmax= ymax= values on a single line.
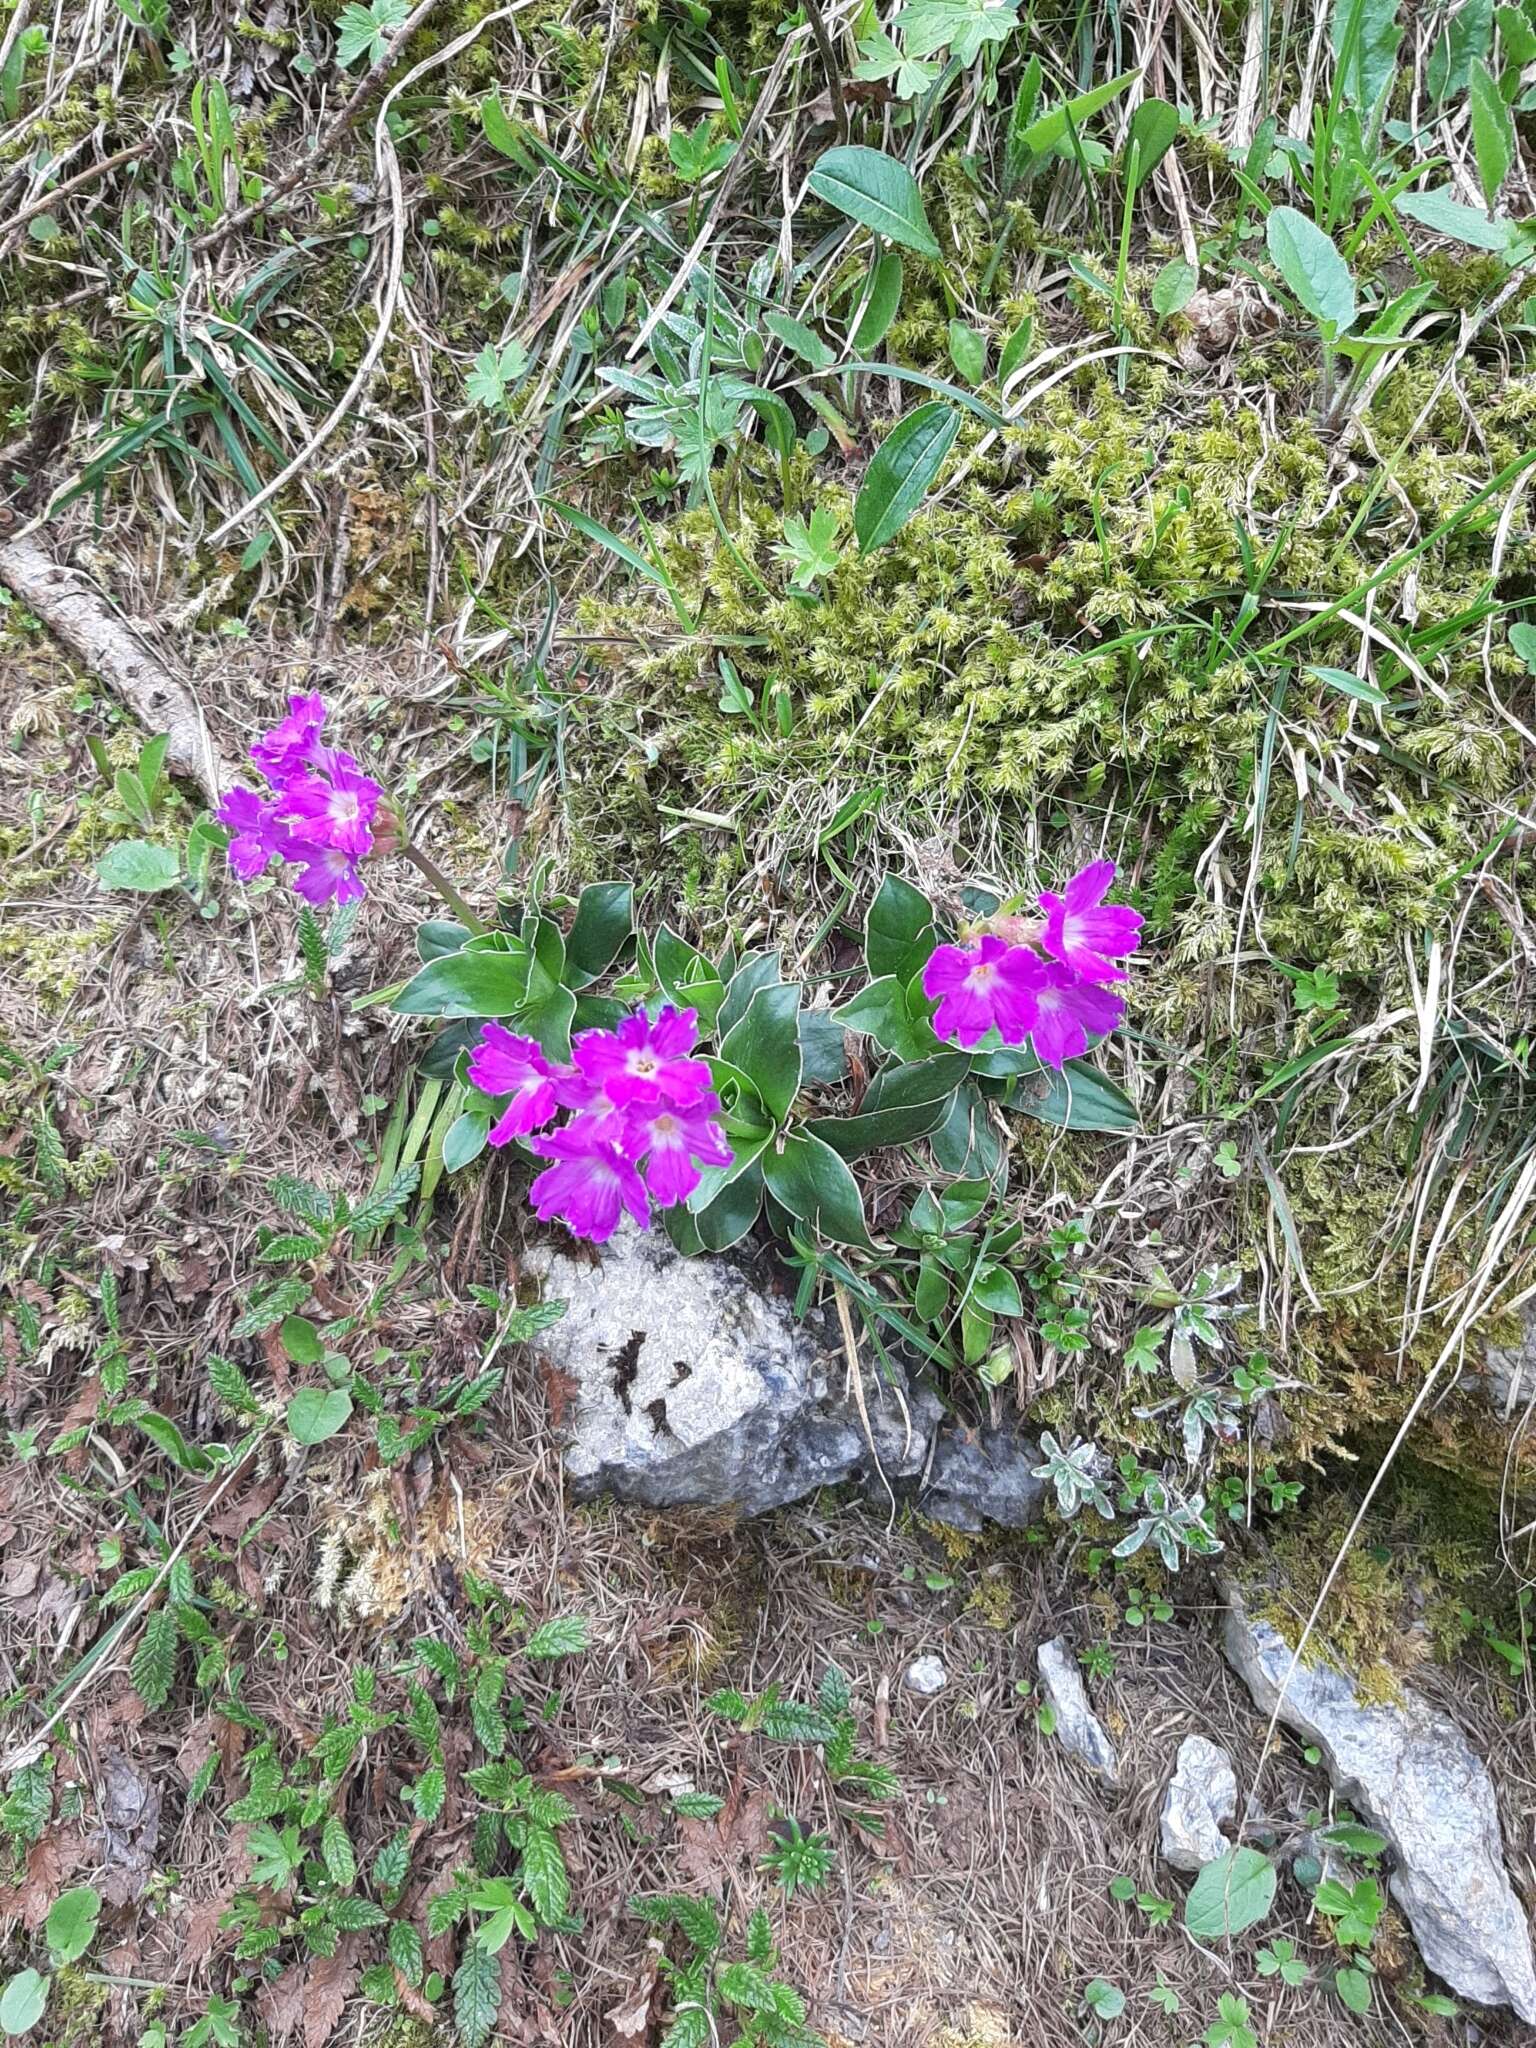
xmin=469 ymin=1006 xmax=732 ymax=1243
xmin=218 ymin=693 xmax=383 ymax=906
xmin=922 ymin=860 xmax=1142 ymax=1065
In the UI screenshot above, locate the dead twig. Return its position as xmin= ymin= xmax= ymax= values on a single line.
xmin=0 ymin=533 xmax=234 ymax=801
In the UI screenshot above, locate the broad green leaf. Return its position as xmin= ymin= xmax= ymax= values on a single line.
xmin=280 ymin=1314 xmax=323 ymax=1365
xmin=896 ymin=0 xmax=1021 ymax=64
xmin=1330 ymin=0 xmax=1402 ymax=111
xmin=442 ymin=1111 xmax=491 ymax=1173
xmin=854 ymin=402 xmax=961 ymax=552
xmin=1126 ymin=97 xmax=1179 ymax=185
xmin=1265 ymin=206 xmax=1356 ymax=336
xmin=1509 ymin=623 xmax=1536 ymax=672
xmin=799 ymin=1007 xmax=851 ymax=1085
xmin=1468 ymin=59 xmax=1514 ymax=209
xmin=866 ymin=875 xmax=939 ymax=981
xmin=762 ymin=1131 xmax=872 ymax=1248
xmin=807 ymin=1053 xmax=968 ymax=1157
xmin=1011 ymin=68 xmax=1139 ymax=163
xmin=832 ymin=976 xmax=940 ymax=1062
xmin=719 ymin=983 xmax=803 ymax=1124
xmin=1496 ymin=2 xmax=1536 ymax=63
xmin=998 ymin=317 xmax=1034 ymax=381
xmin=392 ymin=947 xmax=530 ymax=1018
xmin=1305 ymin=663 xmax=1391 ymax=706
xmin=132 ymin=1409 xmax=214 ymax=1474
xmin=852 ymin=249 xmax=904 ymax=350
xmin=479 ymin=92 xmax=523 ymax=159
xmin=947 ymin=318 xmax=987 ymax=383
xmin=1426 ymin=0 xmax=1494 ymax=98
xmin=763 ymin=309 xmax=834 ymax=368
xmin=689 ymin=1161 xmax=765 ymax=1253
xmin=45 ymin=1888 xmax=100 ymax=1966
xmin=1184 ymin=1847 xmax=1277 ymax=1938
xmin=416 ymin=918 xmax=469 ymax=961
xmin=286 ymin=1387 xmax=353 ymax=1445
xmin=1151 ymin=257 xmax=1198 ymax=316
xmin=1335 ymin=1966 xmax=1373 ymax=2014
xmin=1010 ymin=1059 xmax=1138 ymax=1132
xmin=717 ymin=951 xmax=782 ymax=1038
xmin=0 ymin=1971 xmax=48 ymax=2037
xmin=1397 ymin=185 xmax=1521 ymax=249
xmin=807 ymin=144 xmax=941 ymax=259
xmin=96 ymin=840 xmax=180 ymax=892
xmin=565 ymin=882 xmax=632 ymax=984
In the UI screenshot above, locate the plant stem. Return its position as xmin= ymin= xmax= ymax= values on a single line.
xmin=401 ymin=842 xmax=486 ymax=933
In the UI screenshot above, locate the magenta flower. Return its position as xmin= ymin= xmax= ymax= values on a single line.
xmin=528 ymin=1122 xmax=650 ymax=1243
xmin=286 ymin=838 xmax=367 ymax=907
xmin=922 ymin=936 xmax=1046 ymax=1050
xmin=1029 ymin=964 xmax=1124 ymax=1067
xmin=572 ymin=1006 xmax=711 ymax=1109
xmin=625 ymin=1094 xmax=734 ymax=1206
xmin=251 ymin=692 xmax=328 ymax=777
xmin=469 ymin=1026 xmax=561 ymax=1144
xmin=1039 ymin=860 xmax=1143 ymax=985
xmin=275 ymin=751 xmax=382 ymax=859
xmin=217 ymin=786 xmax=294 ymax=880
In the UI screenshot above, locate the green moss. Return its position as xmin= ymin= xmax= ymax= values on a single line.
xmin=1244 ymin=1452 xmax=1514 ymax=1697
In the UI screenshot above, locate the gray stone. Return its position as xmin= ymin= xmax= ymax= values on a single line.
xmin=919 ymin=1423 xmax=1046 ymax=1533
xmin=903 ymin=1656 xmax=947 ymax=1696
xmin=1037 ymin=1637 xmax=1119 ymax=1783
xmin=1222 ymin=1581 xmax=1536 ymax=2023
xmin=528 ymin=1226 xmax=941 ymax=1516
xmin=1158 ymin=1735 xmax=1236 ymax=1871
xmin=1474 ymin=1305 xmax=1535 ymax=1417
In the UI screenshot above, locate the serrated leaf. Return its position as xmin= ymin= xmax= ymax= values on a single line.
xmin=131 ymin=1608 xmax=177 ymax=1709
xmin=807 ymin=144 xmax=941 ymax=259
xmin=412 ymin=1766 xmax=446 ymax=1821
xmin=321 ymin=1815 xmax=356 ymax=1887
xmin=454 ymin=1936 xmax=502 ymax=2048
xmin=231 ymin=1276 xmax=312 ymax=1337
xmin=348 ymin=1164 xmax=421 ymax=1234
xmin=388 ymin=1920 xmax=423 ymax=1984
xmin=520 ymin=1826 xmax=569 ymax=1925
xmin=523 ymin=1614 xmax=590 ymax=1660
xmin=96 ymin=839 xmax=181 ymax=893
xmin=271 ymin=1175 xmax=332 ymax=1225
xmin=670 ymin=1791 xmax=725 ymax=1818
xmin=1184 ymin=1847 xmax=1277 ymax=1938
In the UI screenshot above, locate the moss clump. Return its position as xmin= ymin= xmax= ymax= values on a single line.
xmin=1245 ymin=1451 xmax=1516 ymax=1697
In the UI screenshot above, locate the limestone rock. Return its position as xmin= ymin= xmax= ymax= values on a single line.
xmin=904 ymin=1656 xmax=947 ymax=1696
xmin=528 ymin=1226 xmax=941 ymax=1515
xmin=1158 ymin=1735 xmax=1236 ymax=1871
xmin=1037 ymin=1637 xmax=1118 ymax=1783
xmin=919 ymin=1423 xmax=1045 ymax=1533
xmin=1222 ymin=1582 xmax=1536 ymax=2022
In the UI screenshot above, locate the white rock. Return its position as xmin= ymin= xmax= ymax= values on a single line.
xmin=1223 ymin=1581 xmax=1536 ymax=2023
xmin=1037 ymin=1637 xmax=1118 ymax=1782
xmin=903 ymin=1655 xmax=947 ymax=1696
xmin=1159 ymin=1734 xmax=1236 ymax=1871
xmin=526 ymin=1226 xmax=938 ymax=1514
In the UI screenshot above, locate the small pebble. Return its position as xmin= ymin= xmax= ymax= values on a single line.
xmin=903 ymin=1654 xmax=947 ymax=1696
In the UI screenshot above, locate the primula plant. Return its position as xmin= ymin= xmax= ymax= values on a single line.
xmin=221 ymin=696 xmax=1145 ymax=1363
